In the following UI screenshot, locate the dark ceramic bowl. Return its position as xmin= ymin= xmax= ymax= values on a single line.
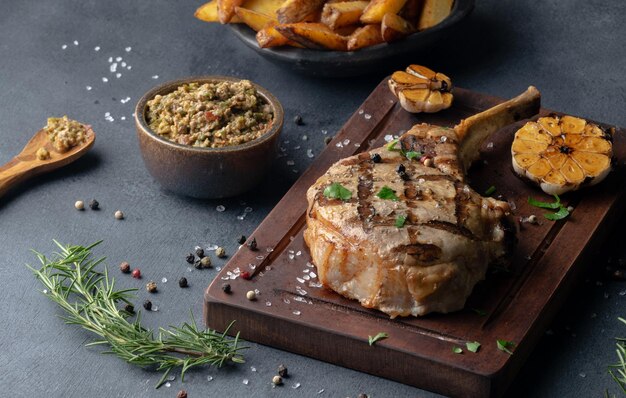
xmin=135 ymin=76 xmax=283 ymax=199
xmin=228 ymin=0 xmax=474 ymax=77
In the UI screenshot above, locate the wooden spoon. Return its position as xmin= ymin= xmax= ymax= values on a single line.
xmin=0 ymin=125 xmax=95 ymax=199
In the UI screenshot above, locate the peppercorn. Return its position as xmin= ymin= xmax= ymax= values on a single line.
xmin=272 ymin=375 xmax=283 ymax=385
xmin=247 ymin=237 xmax=258 ymax=251
xmin=178 ymin=277 xmax=188 ymax=288
xmin=146 ymin=281 xmax=157 ymax=293
xmin=240 ymin=271 xmax=251 ymax=280
xmin=222 ymin=283 xmax=232 ymax=293
xmin=246 ymin=290 xmax=256 ymax=300
xmin=176 ymin=390 xmax=188 ymax=398
xmin=143 ymin=300 xmax=152 ymax=311
xmin=293 ymin=115 xmax=304 ymax=126
xmin=119 ymin=261 xmax=131 ymax=273
xmin=124 ymin=304 xmax=134 ymax=314
xmin=399 ymin=171 xmax=410 ymax=181
xmin=237 ymin=235 xmax=247 ymax=244
xmin=324 ymin=136 xmax=333 ymax=145
xmin=422 ymin=157 xmax=434 ymax=167
xmin=195 ymin=248 xmax=205 ymax=258
xmin=75 ymin=200 xmax=84 ymax=210
xmin=89 ymin=199 xmax=99 ymax=210
xmin=371 ymin=153 xmax=382 ymax=163
xmin=200 ymin=256 xmax=212 ymax=268
xmin=131 ymin=269 xmax=141 ymax=279
xmin=396 ymin=163 xmax=406 ymax=173
xmin=114 ymin=210 xmax=124 ymax=220
xmin=215 ymin=247 xmax=226 ymax=258
xmin=278 ymin=364 xmax=288 ymax=378
xmin=358 ymin=394 xmax=369 ymax=398
xmin=186 ymin=253 xmax=195 ymax=264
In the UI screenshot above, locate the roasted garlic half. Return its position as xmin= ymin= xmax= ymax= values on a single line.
xmin=511 ymin=115 xmax=613 ymax=195
xmin=388 ymin=64 xmax=453 ymax=113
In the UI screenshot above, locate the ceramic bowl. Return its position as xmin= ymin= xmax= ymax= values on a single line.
xmin=135 ymin=76 xmax=283 ymax=199
xmin=228 ymin=0 xmax=474 ymax=77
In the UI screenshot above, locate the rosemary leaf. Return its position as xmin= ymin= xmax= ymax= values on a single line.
xmin=29 ymin=242 xmax=246 ymax=389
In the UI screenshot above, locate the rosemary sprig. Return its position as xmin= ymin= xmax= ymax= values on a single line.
xmin=28 ymin=241 xmax=246 ymax=388
xmin=609 ymin=317 xmax=626 ymax=393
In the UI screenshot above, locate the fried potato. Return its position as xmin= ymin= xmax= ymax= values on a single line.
xmin=347 ymin=24 xmax=384 ymax=51
xmin=360 ymin=0 xmax=408 ymax=24
xmin=218 ymin=0 xmax=245 ymax=23
xmin=400 ymin=0 xmax=423 ymax=25
xmin=276 ymin=22 xmax=348 ymax=50
xmin=381 ymin=12 xmax=414 ymax=42
xmin=277 ymin=0 xmax=327 ymax=23
xmin=235 ymin=7 xmax=275 ymax=31
xmin=417 ymin=0 xmax=453 ymax=30
xmin=196 ymin=1 xmax=241 ymax=23
xmin=256 ymin=22 xmax=304 ymax=47
xmin=321 ymin=1 xmax=369 ymax=30
xmin=241 ymin=0 xmax=287 ymax=18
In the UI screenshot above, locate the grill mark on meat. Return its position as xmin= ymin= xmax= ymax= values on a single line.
xmin=356 ymin=159 xmax=375 ymax=231
xmin=394 ymin=242 xmax=442 ymax=263
xmin=427 ymin=220 xmax=478 ymax=240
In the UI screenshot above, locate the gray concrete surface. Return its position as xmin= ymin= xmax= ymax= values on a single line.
xmin=0 ymin=1 xmax=625 ymax=397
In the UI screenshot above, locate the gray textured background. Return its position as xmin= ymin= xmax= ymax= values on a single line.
xmin=1 ymin=1 xmax=625 ymax=397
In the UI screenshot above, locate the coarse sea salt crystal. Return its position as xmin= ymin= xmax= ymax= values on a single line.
xmin=73 ymin=40 xmax=79 ymax=45
xmin=265 ymin=301 xmax=272 ymax=307
xmin=295 ymin=286 xmax=308 ymax=296
xmin=125 ymin=46 xmax=132 ymax=52
xmin=321 ymin=129 xmax=328 ymax=135
xmin=61 ymin=44 xmax=67 ymax=49
xmin=358 ymin=109 xmax=364 ymax=115
xmin=121 ymin=61 xmax=127 ymax=67
xmin=207 ymin=376 xmax=214 ymax=382
xmin=102 ymin=77 xmax=108 ymax=83
xmin=110 ymin=63 xmax=118 ymax=72
xmin=161 ymin=277 xmax=167 ymax=283
xmin=86 ymin=86 xmax=92 ymax=91
xmin=116 ymin=56 xmax=122 ymax=62
xmin=286 ymin=160 xmax=295 ymax=166
xmin=127 ymin=65 xmax=132 ymax=70
xmin=216 ymin=205 xmax=226 ymax=212
xmin=486 ymin=142 xmax=494 ymax=149
xmin=292 ymin=310 xmax=301 ymax=316
xmin=384 ymin=134 xmax=394 ymax=142
xmin=116 ymin=73 xmax=122 ymax=78
xmin=250 ymin=366 xmax=257 ymax=372
xmin=296 ymin=277 xmax=305 ymax=284
xmin=152 ymin=75 xmax=159 ymax=79
xmin=164 ymin=382 xmax=171 ymax=388
xmin=364 ymin=113 xmax=371 ymax=120
xmin=292 ymin=382 xmax=301 ymax=389
xmin=120 ymin=116 xmax=126 ymax=120
xmin=242 ymin=379 xmax=249 ymax=385
xmin=108 ymin=56 xmax=113 ymax=63
xmin=318 ymin=389 xmax=325 ymax=394
xmin=343 ymin=139 xmax=350 ymax=145
xmin=307 ymin=149 xmax=314 ymax=158
xmin=94 ymin=46 xmax=100 ymax=51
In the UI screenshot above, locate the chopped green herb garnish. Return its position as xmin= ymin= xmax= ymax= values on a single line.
xmin=496 ymin=339 xmax=515 ymax=355
xmin=528 ymin=195 xmax=561 ymax=210
xmin=452 ymin=346 xmax=463 ymax=354
xmin=323 ymin=182 xmax=352 ymax=201
xmin=386 ymin=139 xmax=399 ymax=151
xmin=544 ymin=206 xmax=570 ymax=221
xmin=368 ymin=332 xmax=388 ymax=346
xmin=395 ymin=215 xmax=407 ymax=228
xmin=466 ymin=341 xmax=481 ymax=353
xmin=471 ymin=308 xmax=487 ymax=316
xmin=484 ymin=186 xmax=496 ymax=196
xmin=377 ymin=186 xmax=398 ymax=201
xmin=405 ymin=151 xmax=422 ymax=160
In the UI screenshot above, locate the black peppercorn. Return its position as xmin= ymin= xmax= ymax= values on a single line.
xmin=396 ymin=163 xmax=406 ymax=173
xmin=222 ymin=283 xmax=231 ymax=294
xmin=278 ymin=364 xmax=288 ymax=378
xmin=399 ymin=171 xmax=410 ymax=181
xmin=143 ymin=300 xmax=152 ymax=311
xmin=371 ymin=153 xmax=382 ymax=163
xmin=119 ymin=261 xmax=131 ymax=273
xmin=195 ymin=248 xmax=205 ymax=258
xmin=247 ymin=237 xmax=258 ymax=251
xmin=179 ymin=277 xmax=188 ymax=288
xmin=89 ymin=199 xmax=99 ymax=210
xmin=237 ymin=235 xmax=247 ymax=244
xmin=357 ymin=394 xmax=368 ymax=398
xmin=293 ymin=115 xmax=304 ymax=126
xmin=124 ymin=304 xmax=134 ymax=314
xmin=324 ymin=136 xmax=333 ymax=145
xmin=186 ymin=253 xmax=195 ymax=264
xmin=194 ymin=260 xmax=203 ymax=270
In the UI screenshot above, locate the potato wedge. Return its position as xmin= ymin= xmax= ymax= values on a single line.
xmin=276 ymin=22 xmax=348 ymax=50
xmin=400 ymin=0 xmax=423 ymax=25
xmin=196 ymin=1 xmax=241 ymax=23
xmin=417 ymin=0 xmax=453 ymax=30
xmin=347 ymin=24 xmax=384 ymax=51
xmin=360 ymin=0 xmax=408 ymax=24
xmin=321 ymin=1 xmax=369 ymax=30
xmin=241 ymin=0 xmax=286 ymax=18
xmin=256 ymin=22 xmax=304 ymax=48
xmin=235 ymin=7 xmax=275 ymax=31
xmin=218 ymin=0 xmax=245 ymax=23
xmin=381 ymin=12 xmax=414 ymax=42
xmin=277 ymin=0 xmax=327 ymax=23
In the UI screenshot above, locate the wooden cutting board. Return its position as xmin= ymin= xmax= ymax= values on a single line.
xmin=204 ymin=79 xmax=626 ymax=398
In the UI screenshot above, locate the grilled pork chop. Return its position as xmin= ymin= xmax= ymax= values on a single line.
xmin=304 ymin=87 xmax=541 ymax=317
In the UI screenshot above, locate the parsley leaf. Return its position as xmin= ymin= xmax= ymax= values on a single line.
xmin=377 ymin=186 xmax=399 ymax=201
xmin=528 ymin=195 xmax=561 ymax=210
xmin=544 ymin=206 xmax=570 ymax=221
xmin=386 ymin=139 xmax=399 ymax=151
xmin=323 ymin=183 xmax=352 ymax=201
xmin=405 ymin=151 xmax=422 ymax=160
xmin=368 ymin=332 xmax=388 ymax=346
xmin=395 ymin=215 xmax=407 ymax=228
xmin=452 ymin=346 xmax=463 ymax=354
xmin=496 ymin=339 xmax=515 ymax=355
xmin=466 ymin=341 xmax=481 ymax=353
xmin=484 ymin=186 xmax=496 ymax=196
